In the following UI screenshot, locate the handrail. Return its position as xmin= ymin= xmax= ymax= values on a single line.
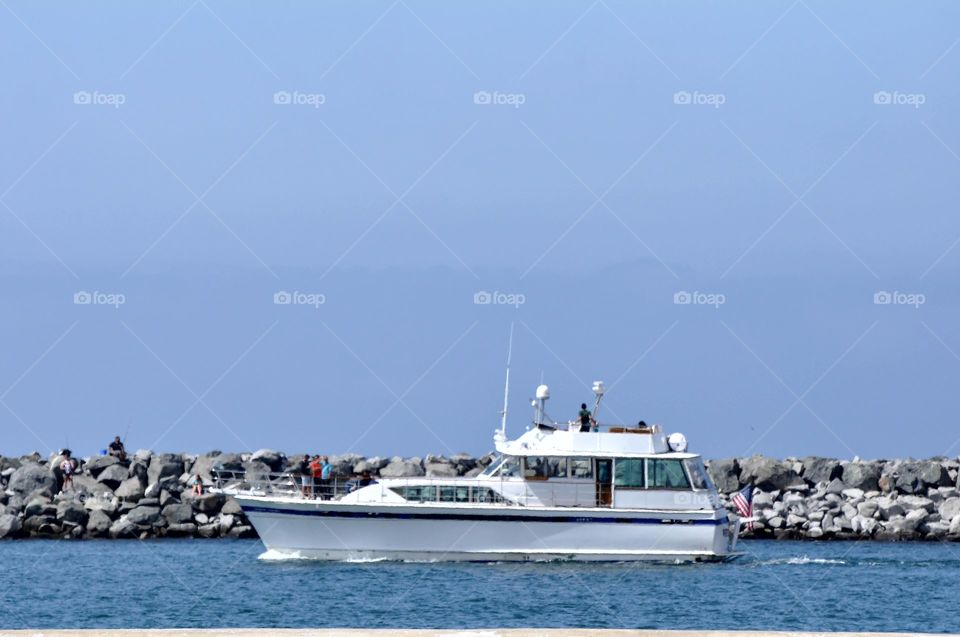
xmin=536 ymin=421 xmax=659 ymax=433
xmin=211 ymin=469 xmax=610 ymax=508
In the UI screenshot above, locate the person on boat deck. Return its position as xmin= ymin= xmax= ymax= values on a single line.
xmin=358 ymin=470 xmax=376 ymax=488
xmin=297 ymin=454 xmax=312 ymax=498
xmin=578 ymin=403 xmax=597 ymax=432
xmin=320 ymin=456 xmax=333 ymax=498
xmin=108 ymin=436 xmax=127 ymax=462
xmin=309 ymin=455 xmax=324 ymax=499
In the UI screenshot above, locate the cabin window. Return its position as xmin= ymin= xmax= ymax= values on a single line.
xmin=684 ymin=458 xmax=711 ymax=490
xmin=647 ymin=459 xmax=691 ymax=489
xmin=614 ymin=458 xmax=645 ymax=488
xmin=570 ymin=458 xmax=593 ymax=479
xmin=524 ymin=457 xmax=567 ymax=479
xmin=500 ymin=457 xmax=521 ymax=478
xmin=474 ymin=487 xmax=504 ymax=504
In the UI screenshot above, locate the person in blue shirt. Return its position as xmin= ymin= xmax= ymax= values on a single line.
xmin=320 ymin=456 xmax=333 ymax=499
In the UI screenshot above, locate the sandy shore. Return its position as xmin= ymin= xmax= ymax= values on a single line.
xmin=0 ymin=630 xmax=952 ymax=636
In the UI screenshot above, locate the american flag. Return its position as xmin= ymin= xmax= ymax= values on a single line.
xmin=731 ymin=484 xmax=754 ymax=530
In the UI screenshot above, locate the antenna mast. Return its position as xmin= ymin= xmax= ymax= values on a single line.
xmin=500 ymin=322 xmax=514 ymax=435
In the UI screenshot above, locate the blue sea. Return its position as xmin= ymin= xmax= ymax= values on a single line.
xmin=1 ymin=539 xmax=956 ymax=633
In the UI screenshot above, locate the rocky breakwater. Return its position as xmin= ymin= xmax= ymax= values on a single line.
xmin=0 ymin=450 xmax=276 ymax=540
xmin=707 ymin=456 xmax=960 ymax=541
xmin=2 ymin=450 xmax=959 ymax=542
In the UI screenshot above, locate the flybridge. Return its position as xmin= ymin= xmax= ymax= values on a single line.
xmin=494 ymin=425 xmax=679 ymax=458
xmin=494 ymin=381 xmax=691 ymax=458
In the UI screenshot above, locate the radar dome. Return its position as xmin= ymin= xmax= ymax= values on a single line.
xmin=667 ymin=432 xmax=688 ymax=452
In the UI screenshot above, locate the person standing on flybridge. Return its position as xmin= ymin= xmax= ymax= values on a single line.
xmin=578 ymin=403 xmax=597 ymax=432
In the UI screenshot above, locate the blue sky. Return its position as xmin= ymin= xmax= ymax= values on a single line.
xmin=1 ymin=1 xmax=959 ymax=460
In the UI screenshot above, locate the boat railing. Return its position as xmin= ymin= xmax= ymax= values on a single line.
xmin=211 ymin=469 xmax=608 ymax=508
xmin=537 ymin=421 xmax=660 ymax=434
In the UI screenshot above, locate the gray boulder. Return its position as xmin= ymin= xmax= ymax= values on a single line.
xmin=740 ymin=456 xmax=802 ymax=491
xmin=84 ymin=455 xmax=120 ymax=477
xmin=896 ymin=461 xmax=951 ymax=493
xmin=354 ymin=457 xmax=390 ymax=474
xmin=84 ymin=495 xmax=119 ymax=515
xmin=801 ymin=457 xmax=842 ymax=484
xmin=379 ymin=458 xmax=425 ymax=478
xmin=329 ymin=454 xmax=363 ymax=477
xmin=840 ymin=462 xmax=881 ymax=491
xmin=220 ymin=498 xmax=243 ymax=516
xmin=3 ymin=494 xmax=24 ymax=515
xmin=97 ymin=464 xmax=128 ymax=490
xmin=0 ymin=513 xmax=22 ymax=538
xmin=167 ymin=522 xmax=197 ymax=536
xmin=56 ymin=500 xmax=89 ymax=527
xmin=190 ymin=453 xmax=243 ymax=482
xmin=115 ymin=477 xmax=145 ymax=501
xmin=126 ymin=506 xmax=162 ymax=527
xmin=108 ymin=518 xmax=138 ymax=538
xmin=148 ymin=454 xmax=184 ymax=486
xmin=938 ymin=497 xmax=960 ymax=521
xmin=899 ymin=495 xmax=935 ymax=513
xmin=877 ymin=497 xmax=905 ymax=520
xmin=250 ymin=449 xmax=284 ymax=472
xmin=198 ymin=522 xmax=219 ymax=538
xmin=425 ymin=462 xmax=458 ymax=478
xmin=228 ymin=525 xmax=255 ymax=538
xmin=218 ymin=514 xmax=236 ymax=534
xmin=450 ymin=453 xmax=478 ymax=475
xmin=71 ymin=474 xmax=113 ymax=497
xmin=706 ymin=458 xmax=740 ymax=493
xmin=162 ymin=503 xmax=193 ymax=525
xmin=25 ymin=496 xmax=55 ymax=518
xmin=7 ymin=463 xmax=56 ymax=499
xmin=184 ymin=492 xmax=225 ymax=513
xmin=86 ymin=510 xmax=112 ymax=536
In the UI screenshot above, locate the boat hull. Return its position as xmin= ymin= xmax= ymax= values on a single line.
xmin=236 ymin=496 xmax=739 ymax=563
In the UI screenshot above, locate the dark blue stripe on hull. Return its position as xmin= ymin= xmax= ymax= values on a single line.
xmin=242 ymin=505 xmax=724 ymax=526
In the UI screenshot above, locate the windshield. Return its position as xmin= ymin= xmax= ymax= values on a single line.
xmin=684 ymin=457 xmax=713 ymax=490
xmin=480 ymin=455 xmax=504 ymax=476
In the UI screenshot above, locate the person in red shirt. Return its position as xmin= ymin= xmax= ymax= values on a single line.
xmin=309 ymin=455 xmax=323 ymax=499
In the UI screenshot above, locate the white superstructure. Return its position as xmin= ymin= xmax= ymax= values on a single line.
xmin=223 ymin=381 xmax=741 ymax=562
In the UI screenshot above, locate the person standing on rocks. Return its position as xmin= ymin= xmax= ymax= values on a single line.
xmin=59 ymin=450 xmax=76 ymax=492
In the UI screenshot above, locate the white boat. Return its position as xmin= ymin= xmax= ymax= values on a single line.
xmin=220 ymin=380 xmax=742 ymax=562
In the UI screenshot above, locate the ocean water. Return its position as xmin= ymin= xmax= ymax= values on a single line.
xmin=0 ymin=539 xmax=956 ymax=633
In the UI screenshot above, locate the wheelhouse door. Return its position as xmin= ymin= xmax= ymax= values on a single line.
xmin=596 ymin=458 xmax=613 ymax=507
